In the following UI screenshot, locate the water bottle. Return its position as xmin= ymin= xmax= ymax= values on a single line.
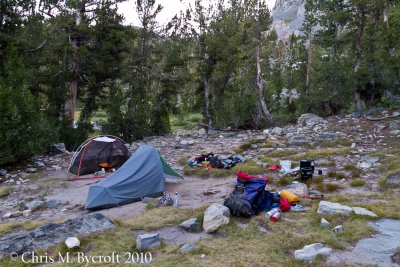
xmin=173 ymin=192 xmax=179 ymax=207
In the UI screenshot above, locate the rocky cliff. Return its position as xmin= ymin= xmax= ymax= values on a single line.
xmin=271 ymin=0 xmax=306 ymax=40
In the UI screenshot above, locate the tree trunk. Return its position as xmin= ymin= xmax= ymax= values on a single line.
xmin=353 ymin=4 xmax=366 ymax=114
xmin=204 ymin=75 xmax=211 ymax=133
xmin=384 ymin=0 xmax=395 ymax=57
xmin=256 ymin=44 xmax=274 ymax=125
xmin=305 ymin=32 xmax=313 ymax=91
xmin=64 ymin=1 xmax=85 ymax=124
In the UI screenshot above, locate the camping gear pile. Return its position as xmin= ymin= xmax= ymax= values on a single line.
xmin=187 ymin=153 xmax=246 ymax=169
xmin=224 ymin=172 xmax=312 ymax=221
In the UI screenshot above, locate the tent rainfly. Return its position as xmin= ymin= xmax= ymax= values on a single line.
xmin=68 ymin=136 xmax=131 ymax=176
xmin=85 ymin=144 xmax=182 ymax=210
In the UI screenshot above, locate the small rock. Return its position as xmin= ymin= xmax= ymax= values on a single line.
xmin=203 ymin=203 xmax=230 ymax=233
xmin=25 ymin=200 xmax=44 ymax=211
xmin=391 ymin=251 xmax=400 ymax=265
xmin=320 ymin=218 xmax=330 ymax=229
xmin=332 ymin=225 xmax=344 ymax=234
xmin=389 ymin=130 xmax=400 ymax=136
xmin=288 ymin=134 xmax=312 ymax=145
xmin=352 ymin=207 xmax=378 ymax=217
xmin=0 ymin=169 xmax=7 ymax=176
xmin=271 ymin=127 xmax=285 ymax=136
xmin=317 ymin=201 xmax=353 ymax=216
xmin=52 ymin=165 xmax=62 ymax=170
xmin=25 ymin=168 xmax=37 ymax=173
xmin=61 ymin=208 xmax=68 ymax=212
xmin=45 ymin=199 xmax=64 ymax=209
xmin=200 ymin=254 xmax=206 ymax=258
xmin=51 ymin=143 xmax=67 ymax=154
xmin=9 ymin=211 xmax=22 ymax=218
xmin=179 ymin=243 xmax=197 ymax=254
xmin=322 ymin=132 xmax=338 ymax=141
xmin=390 ymin=121 xmax=399 ymax=130
xmin=203 ymin=188 xmax=220 ymax=195
xmin=136 ymin=233 xmax=161 ymax=250
xmin=294 ymin=243 xmax=332 ymax=261
xmin=65 ymin=237 xmax=80 ymax=248
xmin=2 ymin=212 xmax=12 ymax=219
xmin=23 ymin=210 xmax=32 ymax=217
xmin=180 ymin=218 xmax=202 ymax=233
xmin=34 ymin=162 xmax=45 ymax=168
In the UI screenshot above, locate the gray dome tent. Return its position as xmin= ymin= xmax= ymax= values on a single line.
xmin=68 ymin=135 xmax=131 ymax=176
xmin=85 ymin=144 xmax=182 ymax=210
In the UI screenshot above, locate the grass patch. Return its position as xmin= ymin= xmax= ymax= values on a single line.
xmin=0 ymin=220 xmax=61 ymax=235
xmin=25 ymin=173 xmax=46 ymax=181
xmin=350 ymin=179 xmax=366 ymax=187
xmin=230 ymin=160 xmax=264 ymax=175
xmin=258 ymin=156 xmax=279 ymax=166
xmin=122 ymin=206 xmax=206 ymax=231
xmin=316 ymin=182 xmax=344 ymax=193
xmin=260 ymin=140 xmax=287 ymax=148
xmin=264 ymin=149 xmax=298 ymax=158
xmin=290 ymin=148 xmax=350 ymax=160
xmin=327 ymin=171 xmax=346 ymax=180
xmin=276 ymin=177 xmax=293 ymax=186
xmin=0 ymin=186 xmax=10 ymax=198
xmin=343 ymin=163 xmax=357 ymax=171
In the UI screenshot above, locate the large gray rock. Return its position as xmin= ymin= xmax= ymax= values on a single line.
xmin=180 ymin=218 xmax=202 ymax=233
xmin=136 ymin=233 xmax=160 ymax=250
xmin=317 ymin=201 xmax=353 ymax=216
xmin=328 ymin=219 xmax=400 ymax=266
xmin=294 ymin=243 xmax=332 ymax=261
xmin=203 ymin=203 xmax=230 ymax=233
xmin=0 ymin=213 xmax=115 ymax=260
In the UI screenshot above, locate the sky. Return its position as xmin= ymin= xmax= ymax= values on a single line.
xmin=117 ymin=0 xmax=277 ymax=26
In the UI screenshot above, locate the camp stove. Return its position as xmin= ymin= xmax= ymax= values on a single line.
xmin=300 ymin=160 xmax=315 ymax=181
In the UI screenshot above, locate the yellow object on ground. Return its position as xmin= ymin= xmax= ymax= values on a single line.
xmin=280 ymin=190 xmax=300 ymax=204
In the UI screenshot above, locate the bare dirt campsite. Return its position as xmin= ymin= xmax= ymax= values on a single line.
xmin=1 ymin=112 xmax=400 ymax=266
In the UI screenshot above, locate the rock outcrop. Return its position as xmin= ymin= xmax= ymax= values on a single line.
xmin=271 ymin=0 xmax=306 ymax=40
xmin=0 ymin=213 xmax=115 ymax=260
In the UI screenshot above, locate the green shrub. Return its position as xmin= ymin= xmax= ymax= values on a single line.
xmin=0 ymin=187 xmax=10 ymax=198
xmin=350 ymin=179 xmax=366 ymax=187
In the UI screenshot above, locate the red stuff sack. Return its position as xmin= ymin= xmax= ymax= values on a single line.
xmin=279 ymin=198 xmax=291 ymax=212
